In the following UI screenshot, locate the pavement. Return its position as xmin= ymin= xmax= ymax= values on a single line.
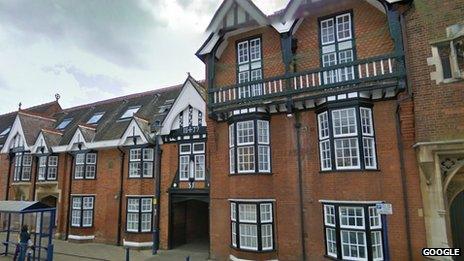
xmin=0 ymin=237 xmax=210 ymax=261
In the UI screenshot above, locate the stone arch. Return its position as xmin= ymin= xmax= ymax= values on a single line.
xmin=39 ymin=195 xmax=58 ymax=207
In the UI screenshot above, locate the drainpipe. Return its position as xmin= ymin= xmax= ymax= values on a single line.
xmin=5 ymin=153 xmax=13 ymax=200
xmin=153 ymin=138 xmax=162 ymax=254
xmin=31 ymin=155 xmax=38 ymax=200
xmin=65 ymin=153 xmax=74 ymax=240
xmin=395 ymin=97 xmax=412 ymax=261
xmin=294 ymin=111 xmax=307 ymax=261
xmin=117 ymin=147 xmax=125 ymax=246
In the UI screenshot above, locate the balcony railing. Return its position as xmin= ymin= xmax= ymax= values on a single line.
xmin=209 ymin=53 xmax=405 ymax=108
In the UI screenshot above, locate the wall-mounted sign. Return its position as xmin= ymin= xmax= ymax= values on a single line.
xmin=376 ymin=203 xmax=393 ymax=215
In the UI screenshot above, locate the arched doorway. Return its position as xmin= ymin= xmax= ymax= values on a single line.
xmin=450 ymin=190 xmax=464 ymax=261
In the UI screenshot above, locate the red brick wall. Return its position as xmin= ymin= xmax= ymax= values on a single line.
xmin=404 ymin=0 xmax=464 ymax=142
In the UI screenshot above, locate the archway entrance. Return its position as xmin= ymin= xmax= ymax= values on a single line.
xmin=169 ymin=193 xmax=209 ymax=251
xmin=450 ymin=190 xmax=464 ymax=261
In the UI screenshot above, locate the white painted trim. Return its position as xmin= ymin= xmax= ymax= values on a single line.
xmin=123 ymin=239 xmax=153 ymax=247
xmin=0 ymin=115 xmax=30 ymax=153
xmin=66 ymin=128 xmax=87 ymax=151
xmin=230 ymin=255 xmax=278 ymax=261
xmin=125 ymin=195 xmax=154 ymax=197
xmin=319 ymin=200 xmax=383 ymax=204
xmin=118 ymin=118 xmax=149 ymax=146
xmin=31 ymin=132 xmax=48 ymax=154
xmin=228 ymin=198 xmax=275 ymax=202
xmin=68 ymin=235 xmax=95 ymax=240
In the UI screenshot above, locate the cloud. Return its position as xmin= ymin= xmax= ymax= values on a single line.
xmin=0 ymin=0 xmax=166 ymax=68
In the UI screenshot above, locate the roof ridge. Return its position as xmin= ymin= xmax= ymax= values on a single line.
xmin=18 ymin=111 xmax=57 ymax=122
xmin=62 ymin=83 xmax=183 ymax=113
xmin=0 ymin=100 xmax=60 ymax=118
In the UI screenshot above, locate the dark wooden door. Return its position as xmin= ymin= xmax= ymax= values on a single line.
xmin=450 ymin=190 xmax=464 ymax=261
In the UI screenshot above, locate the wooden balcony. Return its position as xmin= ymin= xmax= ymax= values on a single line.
xmin=208 ymin=53 xmax=406 ymax=119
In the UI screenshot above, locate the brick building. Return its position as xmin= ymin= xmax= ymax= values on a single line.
xmin=0 ymin=0 xmax=462 ymax=260
xmin=0 ymin=75 xmax=210 ymax=250
xmin=197 ymin=0 xmax=427 ymax=260
xmin=403 ymin=0 xmax=464 ymax=257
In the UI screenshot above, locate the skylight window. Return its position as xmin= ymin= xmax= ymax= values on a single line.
xmin=120 ymin=106 xmax=141 ymax=119
xmin=0 ymin=126 xmax=11 ymax=138
xmin=87 ymin=112 xmax=105 ymax=125
xmin=56 ymin=118 xmax=72 ymax=130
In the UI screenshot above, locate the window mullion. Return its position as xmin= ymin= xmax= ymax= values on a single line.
xmin=257 ymin=203 xmax=262 ymax=251
xmin=365 ymin=205 xmax=373 ymax=260
xmin=234 ymin=124 xmax=238 ymax=174
xmin=327 ymin=111 xmax=336 ymax=171
xmin=139 ymin=198 xmax=142 ymax=232
xmin=356 ymin=106 xmax=365 ymax=170
xmin=334 ymin=205 xmax=342 ymax=259
xmin=254 ymin=120 xmax=259 ymax=173
xmin=80 ymin=197 xmax=84 ymax=227
xmin=236 ymin=203 xmax=240 ymax=248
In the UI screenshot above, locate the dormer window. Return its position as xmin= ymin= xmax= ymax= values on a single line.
xmin=87 ymin=112 xmax=105 ymax=125
xmin=120 ymin=106 xmax=141 ymax=119
xmin=0 ymin=126 xmax=11 ymax=138
xmin=56 ymin=118 xmax=72 ymax=130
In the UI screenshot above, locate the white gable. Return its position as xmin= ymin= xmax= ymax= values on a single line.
xmin=161 ymin=78 xmax=206 ymax=136
xmin=119 ymin=119 xmax=149 ymax=146
xmin=1 ymin=115 xmax=29 ymax=153
xmin=31 ymin=132 xmax=49 ymax=154
xmin=67 ymin=128 xmax=87 ymax=151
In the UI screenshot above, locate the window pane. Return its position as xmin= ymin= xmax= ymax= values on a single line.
xmin=336 ymin=13 xmax=352 ymax=41
xmin=86 ymin=153 xmax=97 ymax=164
xmin=318 ymin=112 xmax=330 ymax=140
xmin=237 ymin=41 xmax=249 ymax=64
xmin=48 ymin=167 xmax=57 ymax=180
xmin=321 ymin=18 xmax=335 ymax=44
xmin=141 ymin=198 xmax=152 ymax=212
xmin=82 ymin=210 xmax=93 ymax=227
xmin=48 ymin=156 xmax=58 ymax=166
xmin=239 ymin=224 xmax=257 ymax=250
xmin=75 ymin=165 xmax=84 ymax=178
xmin=257 ymin=120 xmax=269 ymax=144
xmin=83 ymin=197 xmax=94 ymax=209
xmin=143 ymin=148 xmax=154 ymax=161
xmin=75 ymin=154 xmax=85 ymax=164
xmin=232 ymin=222 xmax=237 ymax=247
xmin=143 ymin=162 xmax=153 ymax=177
xmin=130 ymin=149 xmax=141 ymax=161
xmin=129 ymin=162 xmax=141 ymax=178
xmin=141 ymin=213 xmax=151 ymax=232
xmin=71 ymin=210 xmax=81 ymax=226
xmin=360 ymin=108 xmax=374 ymax=135
xmin=231 ymin=203 xmax=236 ymax=221
xmin=180 ymin=144 xmax=191 ymax=154
xmin=335 ymin=138 xmax=359 ymax=169
xmin=261 ymin=224 xmax=273 ymax=250
xmin=193 ymin=143 xmax=205 ymax=153
xmin=260 ymin=203 xmax=272 ymax=222
xmin=85 ymin=165 xmax=96 ymax=179
xmin=326 ymin=228 xmax=338 ymax=257
xmin=340 ymin=206 xmax=365 ymax=228
xmin=194 ymin=155 xmax=205 ymax=180
xmin=369 ymin=206 xmax=382 ymax=229
xmin=332 ymin=108 xmax=357 ymax=137
xmin=319 ymin=140 xmax=332 ymax=171
xmin=341 ymin=230 xmax=367 ymax=260
xmin=258 ymin=146 xmax=270 ymax=172
xmin=238 ymin=204 xmax=257 ymax=222
xmin=371 ymin=231 xmax=384 ymax=260
xmin=128 ymin=198 xmax=139 ymax=212
xmin=363 ymin=137 xmax=377 ymax=169
xmin=229 ymin=148 xmax=235 ymax=174
xmin=249 ymin=38 xmax=261 ymax=61
xmin=237 ymin=146 xmax=255 ymax=172
xmin=237 ymin=121 xmax=254 ymax=145
xmin=127 ymin=213 xmax=139 ymax=232
xmin=179 ymin=155 xmax=190 ymax=180
xmin=324 ymin=205 xmax=336 ymax=226
xmin=229 ymin=124 xmax=235 ymax=147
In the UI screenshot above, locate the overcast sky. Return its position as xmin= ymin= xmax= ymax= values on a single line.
xmin=0 ymin=0 xmax=288 ymax=114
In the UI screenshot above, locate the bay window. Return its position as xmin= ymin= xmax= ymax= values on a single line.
xmin=129 ymin=148 xmax=154 ymax=178
xmin=231 ymin=201 xmax=274 ymax=251
xmin=74 ymin=152 xmax=97 ymax=179
xmin=13 ymin=152 xmax=32 ymax=182
xmin=126 ymin=197 xmax=152 ymax=233
xmin=322 ymin=202 xmax=386 ymax=260
xmin=318 ymin=106 xmax=377 ymax=171
xmin=38 ymin=155 xmax=58 ymax=181
xmin=178 ymin=142 xmax=205 ymax=181
xmin=71 ymin=196 xmax=94 ymax=227
xmin=229 ymin=119 xmax=270 ymax=174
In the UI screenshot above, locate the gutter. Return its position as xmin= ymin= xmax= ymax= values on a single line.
xmin=65 ymin=152 xmax=74 ymax=240
xmin=152 ymin=138 xmax=162 ymax=254
xmin=117 ymin=147 xmax=125 ymax=246
xmin=294 ymin=111 xmax=307 ymax=261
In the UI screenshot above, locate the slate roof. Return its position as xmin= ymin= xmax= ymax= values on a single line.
xmin=0 ymin=77 xmax=205 ymax=151
xmin=0 ymin=101 xmax=62 ymax=148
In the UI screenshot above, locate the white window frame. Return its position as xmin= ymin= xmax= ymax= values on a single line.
xmin=74 ymin=153 xmax=97 ymax=179
xmin=71 ymin=196 xmax=94 ymax=228
xmin=178 ymin=142 xmax=205 ymax=181
xmin=129 ymin=148 xmax=154 ymax=178
xmin=336 ymin=13 xmax=352 ymax=42
xmin=126 ymin=197 xmax=152 ymax=233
